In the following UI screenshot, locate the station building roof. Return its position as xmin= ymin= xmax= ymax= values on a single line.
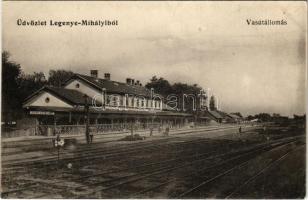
xmin=23 ymin=86 xmax=102 ymax=107
xmin=64 ymin=73 xmax=155 ymax=97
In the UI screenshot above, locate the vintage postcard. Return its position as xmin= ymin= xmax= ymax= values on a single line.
xmin=1 ymin=1 xmax=307 ymax=199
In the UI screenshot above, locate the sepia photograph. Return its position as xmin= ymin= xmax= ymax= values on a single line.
xmin=1 ymin=1 xmax=307 ymax=199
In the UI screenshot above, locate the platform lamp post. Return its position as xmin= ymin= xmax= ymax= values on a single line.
xmin=84 ymin=94 xmax=90 ymax=144
xmin=194 ymin=91 xmax=199 ymax=128
xmin=150 ymin=88 xmax=155 ymax=133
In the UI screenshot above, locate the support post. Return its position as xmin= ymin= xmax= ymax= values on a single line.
xmin=69 ymin=112 xmax=72 ymax=124
xmin=53 ymin=115 xmax=57 ymax=136
xmin=84 ymin=95 xmax=90 ymax=144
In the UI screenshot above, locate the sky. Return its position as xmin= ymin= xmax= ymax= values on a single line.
xmin=2 ymin=1 xmax=307 ymax=117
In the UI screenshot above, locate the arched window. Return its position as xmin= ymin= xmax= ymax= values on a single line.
xmin=45 ymin=97 xmax=50 ymax=103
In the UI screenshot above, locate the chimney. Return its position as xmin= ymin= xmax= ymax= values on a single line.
xmin=104 ymin=73 xmax=111 ymax=80
xmin=136 ymin=80 xmax=140 ymax=85
xmin=126 ymin=78 xmax=132 ymax=85
xmin=90 ymin=70 xmax=98 ymax=78
xmin=132 ymin=79 xmax=135 ymax=85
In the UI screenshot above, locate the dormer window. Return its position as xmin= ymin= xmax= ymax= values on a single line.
xmin=45 ymin=97 xmax=50 ymax=103
xmin=75 ymin=83 xmax=80 ymax=88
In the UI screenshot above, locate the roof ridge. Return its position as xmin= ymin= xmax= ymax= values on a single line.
xmin=46 ymin=85 xmax=84 ymax=93
xmin=68 ymin=73 xmax=156 ymax=97
xmin=76 ymin=73 xmax=150 ymax=88
xmin=76 ymin=73 xmax=135 ymax=86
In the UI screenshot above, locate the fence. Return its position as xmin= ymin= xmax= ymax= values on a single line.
xmin=1 ymin=126 xmax=37 ymax=138
xmin=35 ymin=123 xmax=171 ymax=136
xmin=2 ymin=121 xmax=209 ymax=138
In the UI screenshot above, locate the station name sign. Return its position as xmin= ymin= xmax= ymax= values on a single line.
xmin=30 ymin=111 xmax=55 ymax=116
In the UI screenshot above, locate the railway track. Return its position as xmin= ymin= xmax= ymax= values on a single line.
xmin=1 ymin=134 xmax=245 ymax=195
xmin=177 ymin=143 xmax=303 ymax=198
xmin=76 ymin=135 xmax=304 ymax=198
xmin=3 ymin=134 xmax=301 ymax=198
xmin=2 ymin=125 xmax=252 ymax=171
xmin=1 ymin=137 xmax=233 ymax=182
xmin=224 ymin=145 xmax=305 ymax=199
xmin=131 ymin=136 xmax=304 ymax=198
xmin=2 ymin=126 xmax=300 ymax=198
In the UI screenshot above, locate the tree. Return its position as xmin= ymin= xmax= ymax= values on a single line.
xmin=145 ymin=76 xmax=172 ymax=97
xmin=18 ymin=72 xmax=47 ymax=100
xmin=145 ymin=76 xmax=204 ymax=113
xmin=172 ymin=83 xmax=202 ymax=113
xmin=2 ymin=51 xmax=50 ymax=122
xmin=48 ymin=69 xmax=74 ymax=87
xmin=254 ymin=113 xmax=272 ymax=122
xmin=209 ymin=95 xmax=216 ymax=111
xmin=2 ymin=51 xmax=22 ymax=121
xmin=246 ymin=115 xmax=255 ymax=121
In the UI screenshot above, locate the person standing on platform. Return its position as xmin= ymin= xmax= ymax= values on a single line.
xmin=89 ymin=131 xmax=94 ymax=144
xmin=165 ymin=126 xmax=170 ymax=136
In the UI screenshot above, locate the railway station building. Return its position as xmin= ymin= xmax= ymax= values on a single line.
xmin=23 ymin=70 xmax=201 ymax=134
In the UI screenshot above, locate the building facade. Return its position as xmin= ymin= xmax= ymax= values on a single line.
xmin=23 ymin=71 xmax=200 ymax=134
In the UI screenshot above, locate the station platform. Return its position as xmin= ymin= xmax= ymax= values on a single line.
xmin=2 ymin=124 xmax=257 ymax=166
xmin=2 ymin=124 xmax=241 ymax=144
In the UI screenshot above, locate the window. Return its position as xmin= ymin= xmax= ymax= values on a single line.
xmin=75 ymin=83 xmax=80 ymax=88
xmin=126 ymin=97 xmax=129 ymax=106
xmin=113 ymin=96 xmax=118 ymax=106
xmin=120 ymin=96 xmax=125 ymax=106
xmin=45 ymin=97 xmax=50 ymax=103
xmin=147 ymin=100 xmax=151 ymax=108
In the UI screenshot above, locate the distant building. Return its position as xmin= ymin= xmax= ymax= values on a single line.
xmin=226 ymin=113 xmax=243 ymax=123
xmin=203 ymin=110 xmax=243 ymax=124
xmin=204 ymin=110 xmax=224 ymax=123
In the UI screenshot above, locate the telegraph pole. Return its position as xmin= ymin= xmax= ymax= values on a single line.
xmin=207 ymin=88 xmax=211 ymax=110
xmin=84 ymin=94 xmax=90 ymax=144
